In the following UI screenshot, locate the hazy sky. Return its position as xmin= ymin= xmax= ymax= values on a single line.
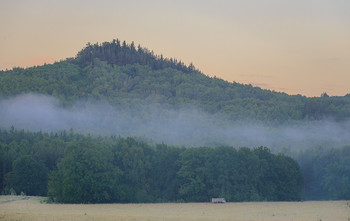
xmin=1 ymin=0 xmax=349 ymax=97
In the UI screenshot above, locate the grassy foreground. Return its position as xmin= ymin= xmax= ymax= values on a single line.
xmin=0 ymin=196 xmax=349 ymax=221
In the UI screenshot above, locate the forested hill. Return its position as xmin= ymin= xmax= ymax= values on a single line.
xmin=1 ymin=39 xmax=350 ymax=122
xmin=1 ymin=40 xmax=349 ymax=202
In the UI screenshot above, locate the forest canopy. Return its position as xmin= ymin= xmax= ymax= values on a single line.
xmin=1 ymin=129 xmax=349 ymax=202
xmin=1 ymin=129 xmax=304 ymax=203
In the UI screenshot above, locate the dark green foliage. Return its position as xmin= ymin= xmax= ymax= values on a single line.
xmin=48 ymin=139 xmax=121 ymax=203
xmin=0 ymin=129 xmax=305 ymax=203
xmin=177 ymin=146 xmax=303 ymax=202
xmin=110 ymin=137 xmax=155 ymax=202
xmin=76 ymin=40 xmax=197 ymax=73
xmin=297 ymin=145 xmax=350 ymax=200
xmin=149 ymin=144 xmax=182 ymax=202
xmin=273 ymin=154 xmax=304 ymax=201
xmin=6 ymin=155 xmax=48 ymax=196
xmin=304 ymin=96 xmax=350 ymax=120
xmin=177 ymin=147 xmax=212 ymax=202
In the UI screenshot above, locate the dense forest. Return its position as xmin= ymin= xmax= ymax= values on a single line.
xmin=0 ymin=39 xmax=349 ymax=202
xmin=296 ymin=145 xmax=350 ymax=200
xmin=1 ymin=129 xmax=304 ymax=203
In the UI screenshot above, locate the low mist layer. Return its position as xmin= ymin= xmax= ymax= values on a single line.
xmin=1 ymin=94 xmax=349 ymax=150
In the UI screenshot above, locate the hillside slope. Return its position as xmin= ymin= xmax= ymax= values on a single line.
xmin=1 ymin=39 xmax=349 ymax=122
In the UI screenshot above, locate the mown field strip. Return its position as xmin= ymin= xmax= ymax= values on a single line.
xmin=0 ymin=196 xmax=349 ymax=221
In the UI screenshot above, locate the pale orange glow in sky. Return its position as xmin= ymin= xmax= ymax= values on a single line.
xmin=1 ymin=0 xmax=349 ymax=97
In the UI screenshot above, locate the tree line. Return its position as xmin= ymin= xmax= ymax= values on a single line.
xmin=76 ymin=39 xmax=198 ymax=73
xmin=1 ymin=129 xmax=304 ymax=203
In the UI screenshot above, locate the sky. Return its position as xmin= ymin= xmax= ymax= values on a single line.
xmin=1 ymin=0 xmax=349 ymax=97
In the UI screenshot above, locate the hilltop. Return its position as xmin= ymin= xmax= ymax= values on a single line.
xmin=1 ymin=39 xmax=349 ymax=123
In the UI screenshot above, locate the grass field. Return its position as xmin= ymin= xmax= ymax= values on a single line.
xmin=0 ymin=196 xmax=349 ymax=221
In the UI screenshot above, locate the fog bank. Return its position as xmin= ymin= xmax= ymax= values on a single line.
xmin=1 ymin=94 xmax=349 ymax=150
